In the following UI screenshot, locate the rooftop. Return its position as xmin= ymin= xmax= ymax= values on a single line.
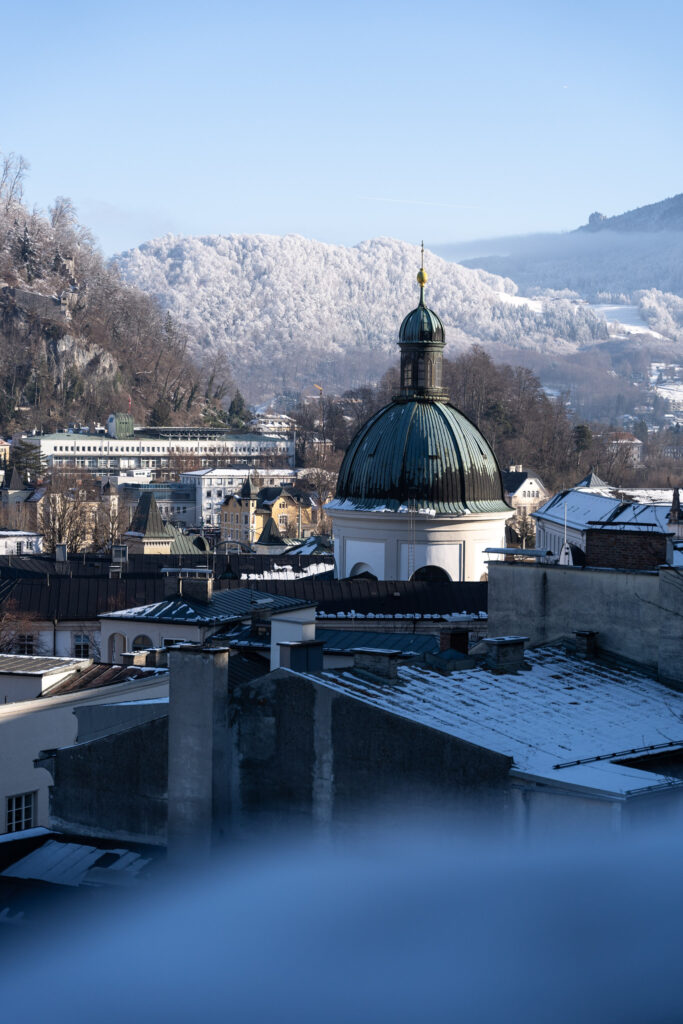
xmin=101 ymin=587 xmax=312 ymax=625
xmin=304 ymin=645 xmax=683 ymax=797
xmin=534 ymin=489 xmax=674 ymax=533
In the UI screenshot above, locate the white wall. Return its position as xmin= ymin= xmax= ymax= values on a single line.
xmin=330 ymin=507 xmax=509 ymax=581
xmin=270 ymin=607 xmax=317 ymax=669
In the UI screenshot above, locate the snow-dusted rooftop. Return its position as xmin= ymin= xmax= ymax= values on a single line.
xmin=534 ymin=488 xmax=673 ymax=534
xmin=306 ymin=646 xmax=683 ymax=798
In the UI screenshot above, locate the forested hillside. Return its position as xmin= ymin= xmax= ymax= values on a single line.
xmin=116 ymin=234 xmax=608 ymax=399
xmin=0 ymin=153 xmax=233 ymax=433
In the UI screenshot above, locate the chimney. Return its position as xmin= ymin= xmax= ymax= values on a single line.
xmin=353 ymin=648 xmax=402 ymax=681
xmin=277 ymin=640 xmax=324 ymax=674
xmin=440 ymin=628 xmax=469 ymax=654
xmin=182 ymin=576 xmax=214 ymax=604
xmin=484 ymin=636 xmax=528 ymax=673
xmin=167 ymin=646 xmax=231 ymax=862
xmin=55 ymin=543 xmax=67 ymax=563
xmin=121 ymin=650 xmax=152 ymax=667
xmin=574 ymin=630 xmax=598 ymax=657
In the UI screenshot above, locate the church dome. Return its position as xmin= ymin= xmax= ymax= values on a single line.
xmin=333 ymin=399 xmax=509 ymax=514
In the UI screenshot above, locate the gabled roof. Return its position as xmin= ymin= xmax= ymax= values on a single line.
xmin=4 ymin=467 xmax=26 ymax=491
xmin=255 ymin=518 xmax=288 ymax=548
xmin=574 ymin=469 xmax=608 ymax=488
xmin=100 ymin=587 xmax=311 ymax=625
xmin=500 ymin=470 xmax=529 ymax=494
xmin=125 ymin=492 xmax=167 ymax=539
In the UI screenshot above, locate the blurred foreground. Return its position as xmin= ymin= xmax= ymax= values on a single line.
xmin=2 ymin=814 xmax=682 ymax=1023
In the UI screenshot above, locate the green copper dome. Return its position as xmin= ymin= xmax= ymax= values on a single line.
xmin=398 ymin=300 xmax=445 ymax=345
xmin=332 ymin=399 xmax=509 ymax=514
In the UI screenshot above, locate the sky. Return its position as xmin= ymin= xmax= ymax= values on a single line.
xmin=3 ymin=0 xmax=683 ymax=256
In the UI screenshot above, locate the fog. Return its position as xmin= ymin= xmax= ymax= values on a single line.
xmin=3 ymin=816 xmax=683 ymax=1023
xmin=435 ymin=230 xmax=683 ymax=301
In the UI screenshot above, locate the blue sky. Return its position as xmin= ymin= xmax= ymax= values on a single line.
xmin=3 ymin=0 xmax=682 ymax=255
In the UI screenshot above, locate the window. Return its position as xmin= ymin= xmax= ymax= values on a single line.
xmin=7 ymin=792 xmax=35 ymax=833
xmin=74 ymin=633 xmax=90 ymax=658
xmin=16 ymin=634 xmax=34 ymax=655
xmin=162 ymin=637 xmax=182 ymax=648
xmin=132 ymin=634 xmax=153 ymax=651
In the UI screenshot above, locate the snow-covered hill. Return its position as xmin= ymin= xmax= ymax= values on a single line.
xmin=115 ymin=235 xmax=608 ymax=399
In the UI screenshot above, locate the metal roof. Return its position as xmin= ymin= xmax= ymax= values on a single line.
xmin=399 ymin=299 xmax=445 ymax=345
xmin=219 ymin=578 xmax=488 ymax=617
xmin=101 ymin=587 xmax=311 ymax=625
xmin=333 ymin=399 xmax=510 ymax=513
xmin=0 ymin=654 xmax=87 ymax=676
xmin=228 ymin=624 xmax=440 ymax=655
xmin=126 ymin=492 xmax=167 ymax=539
xmin=308 ymin=645 xmax=683 ymax=798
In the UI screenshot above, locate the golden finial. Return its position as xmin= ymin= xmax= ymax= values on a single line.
xmin=417 ymin=240 xmax=427 ymax=288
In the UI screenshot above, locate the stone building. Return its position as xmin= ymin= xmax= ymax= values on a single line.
xmin=327 ymin=257 xmax=511 ymax=581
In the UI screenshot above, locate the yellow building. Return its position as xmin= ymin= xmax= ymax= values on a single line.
xmin=220 ymin=482 xmax=319 ymax=547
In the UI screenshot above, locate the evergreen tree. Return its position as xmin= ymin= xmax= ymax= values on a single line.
xmin=228 ymin=389 xmax=248 ymax=428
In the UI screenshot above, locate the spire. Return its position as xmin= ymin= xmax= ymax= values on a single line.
xmin=417 ymin=240 xmax=427 ymax=307
xmin=671 ymin=486 xmax=681 ymax=523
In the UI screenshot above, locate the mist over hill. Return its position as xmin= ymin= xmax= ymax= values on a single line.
xmin=116 ymin=235 xmax=607 ymax=399
xmin=438 ymin=193 xmax=683 ymax=304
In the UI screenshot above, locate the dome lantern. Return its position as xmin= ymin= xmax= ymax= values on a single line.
xmin=397 ymin=243 xmax=448 ymax=400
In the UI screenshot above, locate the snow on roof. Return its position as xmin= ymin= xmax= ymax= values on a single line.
xmin=100 ymin=588 xmax=310 ymax=624
xmin=534 ymin=489 xmax=673 ymax=533
xmin=244 ymin=562 xmax=332 ymax=581
xmin=303 ymin=646 xmax=683 ymax=797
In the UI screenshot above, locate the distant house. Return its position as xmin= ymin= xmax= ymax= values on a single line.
xmin=605 ymin=431 xmax=644 ymax=465
xmin=500 ymin=467 xmax=550 ymax=517
xmin=533 ymin=487 xmax=677 ymax=563
xmin=220 ymin=481 xmax=319 ymax=547
xmin=0 ymin=530 xmax=42 ymax=556
xmin=99 ymin=582 xmax=314 ymax=664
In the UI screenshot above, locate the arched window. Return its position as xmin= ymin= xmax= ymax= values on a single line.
xmin=411 ymin=565 xmax=451 ymax=582
xmin=132 ymin=634 xmax=153 ymax=651
xmin=349 ymin=561 xmax=378 ymax=581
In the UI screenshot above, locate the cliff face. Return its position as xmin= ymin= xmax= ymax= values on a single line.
xmin=0 ymin=287 xmax=122 ymax=427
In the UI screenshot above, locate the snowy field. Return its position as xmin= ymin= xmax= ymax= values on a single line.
xmin=591 ymin=303 xmax=664 ymax=338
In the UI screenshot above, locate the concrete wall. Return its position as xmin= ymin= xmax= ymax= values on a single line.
xmin=44 ymin=714 xmax=169 ymax=845
xmin=232 ymin=670 xmax=512 ymax=830
xmin=488 ymin=562 xmax=683 ymax=684
xmin=167 ymin=648 xmax=231 ymax=857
